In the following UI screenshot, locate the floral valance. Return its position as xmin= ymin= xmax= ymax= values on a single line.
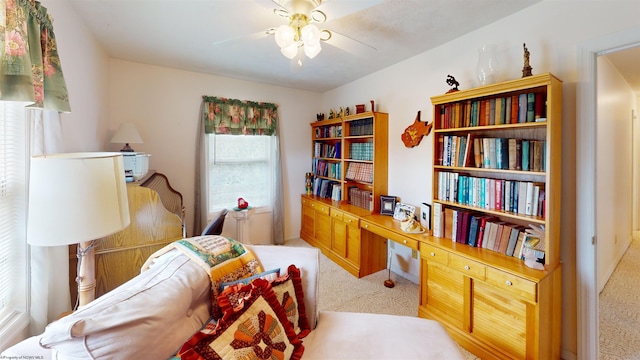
xmin=202 ymin=96 xmax=277 ymax=135
xmin=0 ymin=0 xmax=70 ymax=112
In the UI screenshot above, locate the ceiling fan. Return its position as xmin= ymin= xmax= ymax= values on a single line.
xmin=214 ymin=0 xmax=383 ymax=67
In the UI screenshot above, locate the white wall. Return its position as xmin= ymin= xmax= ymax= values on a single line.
xmin=321 ymin=1 xmax=640 ymax=357
xmin=44 ymin=0 xmax=110 ymax=152
xmin=597 ymin=55 xmax=637 ymax=291
xmin=107 ymin=60 xmax=321 ymax=239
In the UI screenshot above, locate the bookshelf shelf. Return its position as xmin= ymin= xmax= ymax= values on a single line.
xmin=420 ymin=73 xmax=562 ymax=360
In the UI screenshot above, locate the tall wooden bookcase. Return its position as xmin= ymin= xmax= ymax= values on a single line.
xmin=420 ymin=73 xmax=563 ymax=359
xmin=309 ymin=111 xmax=388 ymax=212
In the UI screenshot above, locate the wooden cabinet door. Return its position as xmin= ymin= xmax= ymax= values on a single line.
xmin=420 ymin=259 xmax=465 ymax=329
xmin=300 ymin=199 xmax=315 ymax=241
xmin=345 ymin=222 xmax=360 ymax=267
xmin=471 ymin=280 xmax=533 ymax=359
xmin=314 ymin=203 xmax=331 ymax=250
xmin=331 ymin=211 xmax=347 ymax=258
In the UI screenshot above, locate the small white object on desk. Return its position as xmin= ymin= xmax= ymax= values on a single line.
xmin=231 ymin=206 xmax=254 ymax=244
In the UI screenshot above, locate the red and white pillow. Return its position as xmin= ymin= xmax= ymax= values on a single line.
xmin=178 ymin=265 xmax=310 ymax=360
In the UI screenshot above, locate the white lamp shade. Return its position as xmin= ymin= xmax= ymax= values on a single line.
xmin=110 ymin=122 xmax=143 ymax=144
xmin=27 ymin=152 xmax=130 ymax=246
xmin=274 ymin=25 xmax=295 ymax=49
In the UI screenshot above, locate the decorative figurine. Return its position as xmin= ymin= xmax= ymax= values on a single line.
xmin=305 ymin=172 xmax=314 ymax=195
xmin=237 ymin=197 xmax=249 ymax=209
xmin=316 ymin=113 xmax=325 ymax=121
xmin=522 ymin=43 xmax=533 ymax=77
xmin=370 ymin=100 xmax=375 ymax=112
xmin=446 ymin=75 xmax=460 ymax=93
xmin=339 ymin=107 xmax=344 ymax=118
xmin=345 ymin=106 xmax=350 ymax=116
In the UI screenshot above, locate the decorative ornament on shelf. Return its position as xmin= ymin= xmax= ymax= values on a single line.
xmin=236 ymin=197 xmax=249 ymax=210
xmin=522 ymin=43 xmax=533 ymax=77
xmin=305 ymin=172 xmax=314 ymax=195
xmin=316 ymin=113 xmax=325 ymax=121
xmin=522 ymin=224 xmax=545 ymax=270
xmin=446 ymin=75 xmax=460 ymax=93
xmin=401 ymin=110 xmax=433 ymax=148
xmin=355 ymin=104 xmax=365 ymax=114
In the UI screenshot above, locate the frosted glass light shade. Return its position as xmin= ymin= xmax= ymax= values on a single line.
xmin=27 ymin=152 xmax=130 ymax=246
xmin=304 ymin=43 xmax=321 ymax=59
xmin=301 ymin=24 xmax=320 ymax=47
xmin=275 ymin=25 xmax=295 ymax=49
xmin=281 ymin=43 xmax=298 ymax=59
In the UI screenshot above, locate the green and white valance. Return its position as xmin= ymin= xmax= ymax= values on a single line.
xmin=202 ymin=96 xmax=277 ymax=135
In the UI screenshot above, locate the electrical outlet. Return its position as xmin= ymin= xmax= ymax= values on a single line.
xmin=411 ymin=249 xmax=418 ymax=259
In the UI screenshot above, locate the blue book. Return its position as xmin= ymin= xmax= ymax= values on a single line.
xmin=468 ymin=215 xmax=480 ymax=247
xmin=522 ymin=140 xmax=530 ymax=171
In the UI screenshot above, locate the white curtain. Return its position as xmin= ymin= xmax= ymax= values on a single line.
xmin=27 ymin=109 xmax=70 ymax=335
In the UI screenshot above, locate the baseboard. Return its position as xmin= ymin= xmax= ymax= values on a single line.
xmin=599 ymin=235 xmax=633 ymax=292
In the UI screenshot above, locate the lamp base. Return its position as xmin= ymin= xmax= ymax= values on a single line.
xmin=120 ymin=143 xmax=135 ymax=152
xmin=77 ymin=241 xmax=97 ymax=308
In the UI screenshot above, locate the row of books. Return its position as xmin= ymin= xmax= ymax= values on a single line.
xmin=433 ymin=204 xmax=545 ymax=260
xmin=315 ymin=125 xmax=342 ymax=139
xmin=439 ymin=134 xmax=546 ymax=172
xmin=312 ymin=159 xmax=341 ymax=180
xmin=345 ymin=162 xmax=373 ymax=183
xmin=314 ymin=141 xmax=341 ymax=159
xmin=437 ymin=172 xmax=546 ymax=218
xmin=438 ymin=92 xmax=546 ymax=129
xmin=348 ymin=186 xmax=373 ymax=211
xmin=347 ymin=118 xmax=374 ymax=136
xmin=349 ymin=142 xmax=373 ymax=161
xmin=312 ymin=178 xmax=342 ymax=200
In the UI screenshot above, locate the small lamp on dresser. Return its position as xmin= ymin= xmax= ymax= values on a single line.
xmin=110 ymin=122 xmax=144 ymax=152
xmin=27 ymin=152 xmax=130 ymax=308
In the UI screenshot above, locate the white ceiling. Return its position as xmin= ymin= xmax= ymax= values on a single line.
xmin=65 ymin=0 xmax=639 ymax=94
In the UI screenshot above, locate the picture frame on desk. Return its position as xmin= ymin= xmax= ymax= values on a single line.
xmin=393 ymin=203 xmax=415 ymax=221
xmin=380 ymin=195 xmax=397 ymax=216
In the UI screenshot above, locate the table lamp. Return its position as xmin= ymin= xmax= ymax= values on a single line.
xmin=110 ymin=122 xmax=143 ymax=152
xmin=27 ymin=152 xmax=130 ymax=307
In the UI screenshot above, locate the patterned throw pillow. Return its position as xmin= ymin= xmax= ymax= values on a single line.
xmin=218 ymin=264 xmax=311 ymax=339
xmin=178 ymin=279 xmax=304 ymax=360
xmin=269 ymin=265 xmax=311 ymax=338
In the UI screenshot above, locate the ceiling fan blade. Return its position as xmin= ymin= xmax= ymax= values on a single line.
xmin=323 ymin=29 xmax=376 ymax=57
xmin=315 ymin=0 xmax=383 ymax=20
xmin=212 ymin=30 xmax=272 ymax=47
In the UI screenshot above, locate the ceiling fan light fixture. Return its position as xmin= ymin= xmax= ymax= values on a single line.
xmin=275 ymin=24 xmax=295 ymax=48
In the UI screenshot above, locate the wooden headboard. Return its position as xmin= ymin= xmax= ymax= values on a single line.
xmin=69 ymin=171 xmax=184 ymax=306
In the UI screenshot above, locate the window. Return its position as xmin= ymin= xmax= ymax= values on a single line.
xmin=0 ymin=102 xmax=28 ymax=342
xmin=206 ymin=134 xmax=275 ymax=214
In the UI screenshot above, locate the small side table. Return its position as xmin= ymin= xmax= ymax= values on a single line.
xmin=231 ymin=206 xmax=254 ymax=244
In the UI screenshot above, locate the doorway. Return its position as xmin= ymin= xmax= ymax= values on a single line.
xmin=577 ymin=27 xmax=640 ymax=360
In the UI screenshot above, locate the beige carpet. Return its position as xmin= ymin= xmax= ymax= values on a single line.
xmin=599 ymin=237 xmax=640 ymax=360
xmin=285 ymin=238 xmax=479 ymax=359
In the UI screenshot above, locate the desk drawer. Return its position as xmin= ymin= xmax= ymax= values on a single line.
xmin=361 ymin=220 xmax=418 ymax=250
xmin=311 ymin=201 xmax=330 ymax=215
xmin=485 ymin=267 xmax=537 ymax=302
xmin=330 ymin=208 xmax=343 ymax=221
xmin=343 ymin=213 xmax=359 ymax=227
xmin=420 ymin=243 xmax=449 ymax=265
xmin=449 ymin=253 xmax=486 ymax=280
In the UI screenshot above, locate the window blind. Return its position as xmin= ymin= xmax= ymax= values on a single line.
xmin=0 ymin=102 xmax=28 ymax=334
